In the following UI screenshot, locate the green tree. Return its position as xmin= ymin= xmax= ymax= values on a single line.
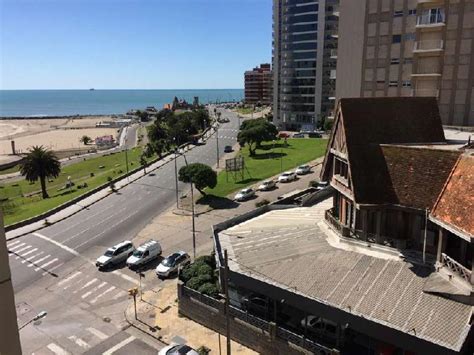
xmin=139 ymin=154 xmax=148 ymax=174
xmin=147 ymin=122 xmax=169 ymax=157
xmin=178 ymin=163 xmax=217 ymax=195
xmin=19 ymin=146 xmax=61 ymax=199
xmin=80 ymin=135 xmax=92 ymax=145
xmin=237 ymin=118 xmax=278 ymax=156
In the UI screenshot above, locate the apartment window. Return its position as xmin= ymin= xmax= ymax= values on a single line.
xmin=376 ymin=80 xmax=385 ymax=84
xmin=404 ymin=57 xmax=413 ymax=64
xmin=417 ymin=8 xmax=445 ymax=25
xmin=389 ymin=81 xmax=398 ymax=87
xmin=402 ymin=80 xmax=411 ymax=87
xmin=390 ymin=58 xmax=400 ymax=65
xmin=404 ymin=33 xmax=416 ymax=41
xmin=408 ymin=9 xmax=416 ymax=16
xmin=392 ymin=35 xmax=402 ymax=43
xmin=393 ymin=10 xmax=404 ymax=17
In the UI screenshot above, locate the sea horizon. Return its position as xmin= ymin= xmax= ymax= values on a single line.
xmin=0 ymin=89 xmax=245 ymax=117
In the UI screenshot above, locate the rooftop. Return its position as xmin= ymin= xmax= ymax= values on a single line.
xmin=217 ymin=199 xmax=473 ymax=352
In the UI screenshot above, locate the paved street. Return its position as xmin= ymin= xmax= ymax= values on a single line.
xmin=9 ymin=108 xmax=240 ymax=354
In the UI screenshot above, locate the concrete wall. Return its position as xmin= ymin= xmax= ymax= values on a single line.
xmin=0 ymin=211 xmax=22 ymax=354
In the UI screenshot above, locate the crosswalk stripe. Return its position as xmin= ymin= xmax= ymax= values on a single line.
xmin=81 ymin=281 xmax=107 ymax=299
xmin=67 ymin=335 xmax=89 ymax=349
xmin=58 ymin=271 xmax=82 ymax=287
xmin=35 ymin=258 xmax=58 ymax=272
xmin=112 ymin=290 xmax=126 ymax=300
xmin=27 ymin=254 xmax=50 ymax=268
xmin=73 ymin=278 xmax=97 ymax=294
xmin=20 ymin=247 xmax=39 ymax=258
xmin=7 ymin=240 xmax=21 ymax=247
xmin=9 ymin=242 xmax=26 ymax=251
xmin=21 ymin=250 xmax=43 ymax=263
xmin=42 ymin=262 xmax=64 ymax=276
xmin=102 ymin=335 xmax=135 ymax=355
xmin=14 ymin=245 xmax=32 ymax=256
xmin=46 ymin=343 xmax=70 ymax=355
xmin=90 ymin=286 xmax=116 ymax=304
xmin=86 ymin=327 xmax=108 ymax=340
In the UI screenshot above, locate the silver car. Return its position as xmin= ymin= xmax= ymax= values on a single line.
xmin=96 ymin=241 xmax=135 ymax=270
xmin=156 ymin=251 xmax=191 ymax=278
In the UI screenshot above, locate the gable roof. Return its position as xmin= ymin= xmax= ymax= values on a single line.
xmin=431 ymin=153 xmax=474 ymax=239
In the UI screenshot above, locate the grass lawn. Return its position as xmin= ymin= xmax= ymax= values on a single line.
xmin=205 ymin=138 xmax=328 ymax=198
xmin=0 ymin=165 xmax=20 ymax=176
xmin=0 ymin=147 xmax=154 ymax=226
xmin=234 ymin=107 xmax=265 ymax=115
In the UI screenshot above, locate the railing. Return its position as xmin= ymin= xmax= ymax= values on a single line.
xmin=441 ymin=253 xmax=472 ymax=283
xmin=181 ymin=284 xmax=222 ymax=309
xmin=411 ymin=89 xmax=440 ymax=97
xmin=330 ymin=49 xmax=338 ymax=58
xmin=417 ymin=11 xmax=445 ymax=26
xmin=276 ymin=327 xmax=335 ymax=354
xmin=412 ymin=65 xmax=441 ymax=75
xmin=413 ymin=40 xmax=444 ymax=52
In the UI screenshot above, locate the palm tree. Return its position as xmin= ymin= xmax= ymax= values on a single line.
xmin=20 ymin=146 xmax=61 ymax=199
xmin=80 ymin=135 xmax=92 ymax=145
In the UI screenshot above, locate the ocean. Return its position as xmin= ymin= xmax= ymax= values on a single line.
xmin=0 ymin=89 xmax=244 ymax=117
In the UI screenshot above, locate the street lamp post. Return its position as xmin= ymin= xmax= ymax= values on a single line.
xmin=182 ymin=154 xmax=196 ymax=260
xmin=215 ymin=124 xmax=220 ymax=168
xmin=19 ymin=311 xmax=47 ymax=330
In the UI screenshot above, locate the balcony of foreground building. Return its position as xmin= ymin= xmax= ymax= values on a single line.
xmin=416 ymin=10 xmax=445 ymax=29
xmin=411 ymin=63 xmax=442 ymax=77
xmin=411 ymin=88 xmax=440 ymax=97
xmin=439 ymin=253 xmax=472 ymax=284
xmin=413 ymin=40 xmax=444 ymax=55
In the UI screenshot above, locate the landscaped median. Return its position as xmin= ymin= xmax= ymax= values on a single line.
xmin=0 ymin=147 xmax=156 ymax=226
xmin=205 ymin=138 xmax=328 ymax=198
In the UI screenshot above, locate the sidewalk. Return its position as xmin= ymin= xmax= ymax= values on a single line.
xmin=125 ymin=280 xmax=256 ymax=354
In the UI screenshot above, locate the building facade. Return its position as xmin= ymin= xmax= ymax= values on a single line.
xmin=244 ymin=64 xmax=272 ymax=105
xmin=336 ymin=0 xmax=474 ymax=127
xmin=0 ymin=211 xmax=22 ymax=354
xmin=272 ymin=0 xmax=339 ymax=131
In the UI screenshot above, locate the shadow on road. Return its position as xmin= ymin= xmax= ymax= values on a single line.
xmin=197 ymin=194 xmax=239 ymax=210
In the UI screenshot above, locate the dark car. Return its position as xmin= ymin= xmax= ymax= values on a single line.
xmin=224 ymin=145 xmax=233 ymax=153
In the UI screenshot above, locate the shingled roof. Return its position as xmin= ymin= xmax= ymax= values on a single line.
xmin=329 ymin=97 xmax=454 ymax=207
xmin=431 ymin=153 xmax=474 ymax=239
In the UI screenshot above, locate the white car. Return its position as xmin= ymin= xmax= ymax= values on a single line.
xmin=126 ymin=240 xmax=162 ymax=270
xmin=258 ymin=180 xmax=276 ymax=191
xmin=316 ymin=181 xmax=329 ymax=190
xmin=234 ymin=188 xmax=255 ymax=201
xmin=96 ymin=241 xmax=135 ymax=270
xmin=278 ymin=171 xmax=297 ymax=183
xmin=158 ymin=344 xmax=199 ymax=355
xmin=156 ymin=251 xmax=191 ymax=278
xmin=295 ymin=164 xmax=311 ymax=175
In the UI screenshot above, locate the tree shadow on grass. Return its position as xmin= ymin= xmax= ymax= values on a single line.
xmin=258 ymin=142 xmax=291 ymax=150
xmin=251 ymin=152 xmax=286 ymax=160
xmin=197 ymin=194 xmax=239 ymax=210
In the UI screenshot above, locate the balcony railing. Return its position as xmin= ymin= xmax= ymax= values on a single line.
xmin=416 ymin=11 xmax=445 ymax=26
xmin=329 ymin=70 xmax=337 ymax=80
xmin=413 ymin=40 xmax=444 ymax=52
xmin=441 ymin=253 xmax=472 ymax=283
xmin=411 ymin=89 xmax=440 ymax=97
xmin=330 ymin=49 xmax=337 ymax=59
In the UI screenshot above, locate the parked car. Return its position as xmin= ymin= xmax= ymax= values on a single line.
xmin=224 ymin=145 xmax=233 ymax=153
xmin=293 ymin=132 xmax=305 ymax=138
xmin=96 ymin=241 xmax=135 ymax=270
xmin=258 ymin=180 xmax=276 ymax=191
xmin=316 ymin=181 xmax=329 ymax=190
xmin=158 ymin=344 xmax=199 ymax=355
xmin=278 ymin=171 xmax=297 ymax=183
xmin=126 ymin=240 xmax=162 ymax=270
xmin=156 ymin=251 xmax=191 ymax=278
xmin=234 ymin=188 xmax=255 ymax=201
xmin=300 ymin=315 xmax=338 ymax=341
xmin=307 ymin=132 xmax=322 ymax=138
xmin=295 ymin=164 xmax=311 ymax=175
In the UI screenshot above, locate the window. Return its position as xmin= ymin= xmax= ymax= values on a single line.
xmin=404 ymin=57 xmax=413 ymax=64
xmin=389 ymin=81 xmax=398 ymax=87
xmin=376 ymin=80 xmax=385 ymax=84
xmin=402 ymin=80 xmax=411 ymax=87
xmin=408 ymin=9 xmax=416 ymax=15
xmin=404 ymin=33 xmax=416 ymax=41
xmin=392 ymin=35 xmax=402 ymax=43
xmin=334 ymin=158 xmax=348 ymax=180
xmin=390 ymin=58 xmax=400 ymax=65
xmin=394 ymin=10 xmax=404 ymax=17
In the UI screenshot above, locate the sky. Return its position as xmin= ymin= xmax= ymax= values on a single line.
xmin=0 ymin=0 xmax=272 ymax=90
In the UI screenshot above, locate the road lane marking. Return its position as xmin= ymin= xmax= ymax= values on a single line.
xmin=102 ymin=335 xmax=135 ymax=355
xmin=27 ymin=254 xmax=50 ymax=267
xmin=14 ymin=245 xmax=32 ymax=256
xmin=67 ymin=335 xmax=89 ymax=349
xmin=21 ymin=250 xmax=43 ymax=263
xmin=33 ymin=232 xmax=80 ymax=257
xmin=9 ymin=242 xmax=26 ymax=251
xmin=20 ymin=247 xmax=39 ymax=258
xmin=90 ymin=286 xmax=116 ymax=304
xmin=58 ymin=271 xmax=82 ymax=286
xmin=7 ymin=240 xmax=21 ymax=247
xmin=86 ymin=327 xmax=108 ymax=340
xmin=47 ymin=343 xmax=70 ymax=355
xmin=73 ymin=278 xmax=98 ymax=294
xmin=35 ymin=258 xmax=58 ymax=271
xmin=42 ymin=262 xmax=64 ymax=276
xmin=81 ymin=281 xmax=107 ymax=299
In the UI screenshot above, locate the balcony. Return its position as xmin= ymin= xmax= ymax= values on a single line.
xmin=440 ymin=253 xmax=472 ymax=283
xmin=417 ymin=0 xmax=443 ymax=3
xmin=330 ymin=49 xmax=337 ymax=59
xmin=329 ymin=70 xmax=337 ymax=80
xmin=411 ymin=89 xmax=440 ymax=97
xmin=413 ymin=40 xmax=444 ymax=55
xmin=411 ymin=64 xmax=442 ymax=77
xmin=416 ymin=11 xmax=445 ymax=29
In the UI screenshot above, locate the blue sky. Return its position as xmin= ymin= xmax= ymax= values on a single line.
xmin=0 ymin=0 xmax=272 ymax=90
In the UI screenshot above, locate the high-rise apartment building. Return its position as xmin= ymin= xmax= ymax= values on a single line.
xmin=272 ymin=0 xmax=339 ymax=131
xmin=336 ymin=0 xmax=474 ymax=127
xmin=244 ymin=64 xmax=272 ymax=105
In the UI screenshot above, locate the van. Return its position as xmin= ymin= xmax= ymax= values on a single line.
xmin=126 ymin=240 xmax=162 ymax=269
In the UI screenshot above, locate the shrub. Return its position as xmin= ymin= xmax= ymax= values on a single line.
xmin=198 ymin=283 xmax=219 ymax=298
xmin=187 ymin=274 xmax=212 ymax=290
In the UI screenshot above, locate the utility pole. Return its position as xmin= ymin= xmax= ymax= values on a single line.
xmin=182 ymin=154 xmax=196 ymax=260
xmin=216 ymin=124 xmax=220 ymax=168
xmin=174 ymin=149 xmax=179 ymax=209
xmin=224 ymin=249 xmax=231 ymax=355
